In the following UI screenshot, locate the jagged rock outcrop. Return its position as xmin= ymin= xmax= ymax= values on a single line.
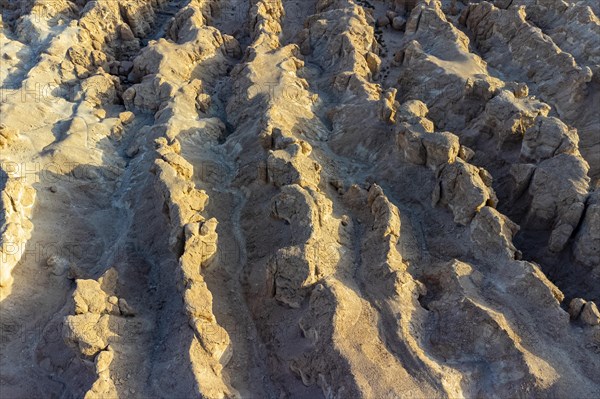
xmin=464 ymin=2 xmax=592 ymax=119
xmin=267 ymin=143 xmax=321 ymax=189
xmin=397 ymin=102 xmax=461 ymax=169
xmin=470 ymin=89 xmax=550 ymax=149
xmin=433 ymin=158 xmax=497 ymax=225
xmin=62 ymin=271 xmax=124 ymax=399
xmin=520 ymin=116 xmax=579 ymax=163
xmin=511 ymin=154 xmax=589 ymax=252
xmin=470 ymin=206 xmax=520 ymax=259
xmin=153 ymin=137 xmax=209 ymax=248
xmin=573 ymin=190 xmax=600 ymax=269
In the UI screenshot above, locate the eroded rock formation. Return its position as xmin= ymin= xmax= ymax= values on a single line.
xmin=1 ymin=0 xmax=599 ymax=397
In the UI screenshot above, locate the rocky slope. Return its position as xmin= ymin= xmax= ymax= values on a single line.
xmin=1 ymin=0 xmax=599 ymax=398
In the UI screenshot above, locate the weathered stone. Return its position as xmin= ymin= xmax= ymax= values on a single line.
xmin=73 ymin=280 xmax=108 ymax=315
xmin=580 ymin=302 xmax=600 ymax=326
xmin=392 ymin=16 xmax=407 ymax=30
xmin=569 ymin=298 xmax=586 ymax=320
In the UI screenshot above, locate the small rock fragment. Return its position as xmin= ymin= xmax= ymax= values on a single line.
xmin=569 ymin=298 xmax=586 ymax=319
xmin=94 ymin=109 xmax=107 ymax=119
xmin=392 ymin=16 xmax=406 ymax=30
xmin=119 ymin=61 xmax=134 ymax=75
xmin=95 ymin=347 xmax=114 ymax=373
xmin=118 ymin=298 xmax=136 ymax=317
xmin=580 ymin=302 xmax=600 ymax=326
xmin=73 ymin=280 xmax=108 ymax=315
xmin=118 ymin=24 xmax=135 ymax=41
xmin=377 ymin=16 xmax=390 ymax=27
xmin=46 ymin=255 xmax=70 ymax=276
xmin=459 ymin=145 xmax=475 ymax=161
xmin=119 ymin=111 xmax=135 ymax=125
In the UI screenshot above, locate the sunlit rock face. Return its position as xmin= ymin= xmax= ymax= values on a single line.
xmin=1 ymin=0 xmax=599 ymax=398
